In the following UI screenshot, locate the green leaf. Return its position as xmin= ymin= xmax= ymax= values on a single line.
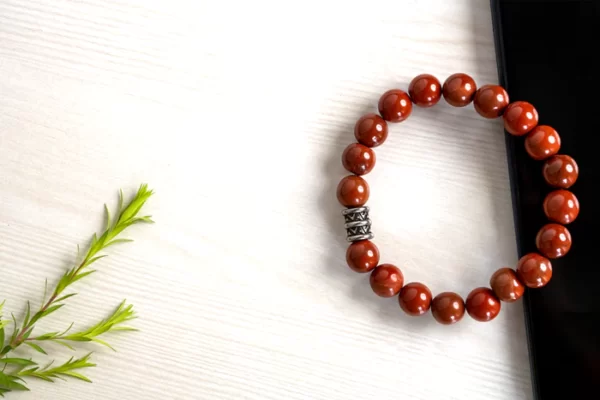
xmin=19 ymin=353 xmax=96 ymax=384
xmin=22 ymin=328 xmax=33 ymax=341
xmin=0 ymin=372 xmax=29 ymax=391
xmin=0 ymin=327 xmax=4 ymax=348
xmin=9 ymin=314 xmax=17 ymax=343
xmin=7 ymin=381 xmax=28 ymax=391
xmin=59 ymin=322 xmax=74 ymax=336
xmin=24 ymin=342 xmax=46 ymax=355
xmin=28 ymin=304 xmax=64 ymax=326
xmin=43 ymin=304 xmax=64 ymax=317
xmin=60 ymin=322 xmax=75 ymax=336
xmin=30 ymin=309 xmax=51 ymax=325
xmin=54 ymin=293 xmax=77 ymax=303
xmin=53 ymin=270 xmax=72 ymax=298
xmin=21 ymin=302 xmax=31 ymax=330
xmin=0 ymin=372 xmax=10 ymax=388
xmin=0 ymin=358 xmax=37 ymax=367
xmin=104 ymin=203 xmax=112 ymax=230
xmin=50 ymin=340 xmax=75 ymax=351
xmin=86 ymin=233 xmax=103 ymax=260
xmin=32 ymin=332 xmax=59 ymax=340
xmin=42 ymin=279 xmax=48 ymax=304
xmin=62 ymin=337 xmax=91 ymax=342
xmin=129 ymin=216 xmax=154 ymax=225
xmin=71 ymin=270 xmax=97 ymax=284
xmin=61 ymin=371 xmax=92 ymax=383
xmin=90 ymin=338 xmax=115 ymax=351
xmin=109 ymin=326 xmax=138 ymax=332
xmin=105 ymin=238 xmax=134 ymax=248
xmin=118 ymin=189 xmax=124 ymax=213
xmin=117 ymin=184 xmax=154 ymax=224
xmin=83 ymin=255 xmax=107 ymax=268
xmin=28 ymin=373 xmax=54 ymax=382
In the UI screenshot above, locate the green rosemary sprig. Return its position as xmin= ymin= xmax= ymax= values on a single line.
xmin=26 ymin=300 xmax=137 ymax=352
xmin=0 ymin=184 xmax=153 ymax=396
xmin=17 ymin=353 xmax=96 ymax=383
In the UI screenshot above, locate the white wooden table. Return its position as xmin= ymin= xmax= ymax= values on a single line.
xmin=0 ymin=0 xmax=533 ymax=398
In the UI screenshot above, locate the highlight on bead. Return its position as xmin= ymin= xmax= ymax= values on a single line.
xmin=525 ymin=125 xmax=561 ymax=160
xmin=443 ymin=73 xmax=477 ymax=107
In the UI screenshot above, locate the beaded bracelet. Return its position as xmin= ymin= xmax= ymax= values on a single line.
xmin=337 ymin=73 xmax=579 ymax=325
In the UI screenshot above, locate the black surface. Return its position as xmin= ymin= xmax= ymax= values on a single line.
xmin=491 ymin=0 xmax=600 ymax=398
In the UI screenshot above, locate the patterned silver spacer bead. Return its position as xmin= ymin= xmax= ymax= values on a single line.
xmin=347 ymin=232 xmax=374 ymax=242
xmin=342 ymin=206 xmax=373 ymax=242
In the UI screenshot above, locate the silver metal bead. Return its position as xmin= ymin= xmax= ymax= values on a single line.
xmin=342 ymin=206 xmax=373 ymax=242
xmin=347 ymin=232 xmax=374 ymax=242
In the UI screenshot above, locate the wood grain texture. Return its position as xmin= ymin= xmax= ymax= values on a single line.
xmin=0 ymin=0 xmax=533 ymax=398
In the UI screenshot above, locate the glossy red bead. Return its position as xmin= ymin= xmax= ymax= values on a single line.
xmin=516 ymin=253 xmax=553 ymax=288
xmin=399 ymin=282 xmax=432 ymax=316
xmin=342 ymin=143 xmax=376 ymax=175
xmin=536 ymin=223 xmax=572 ymax=259
xmin=408 ymin=74 xmax=441 ymax=107
xmin=337 ymin=175 xmax=370 ymax=207
xmin=378 ymin=89 xmax=412 ymax=122
xmin=346 ymin=240 xmax=379 ymax=273
xmin=442 ymin=73 xmax=477 ymax=107
xmin=489 ymin=268 xmax=525 ymax=302
xmin=525 ymin=125 xmax=561 ymax=160
xmin=369 ymin=264 xmax=404 ymax=297
xmin=431 ymin=292 xmax=465 ymax=325
xmin=466 ymin=287 xmax=501 ymax=322
xmin=503 ymin=101 xmax=539 ymax=136
xmin=543 ymin=155 xmax=579 ymax=188
xmin=354 ymin=114 xmax=388 ymax=148
xmin=473 ymin=85 xmax=509 ymax=118
xmin=543 ymin=190 xmax=580 ymax=224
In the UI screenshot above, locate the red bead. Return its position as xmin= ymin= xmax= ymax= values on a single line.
xmin=378 ymin=89 xmax=412 ymax=122
xmin=489 ymin=268 xmax=525 ymax=302
xmin=399 ymin=282 xmax=432 ymax=316
xmin=525 ymin=125 xmax=561 ymax=160
xmin=369 ymin=264 xmax=404 ymax=297
xmin=346 ymin=240 xmax=379 ymax=273
xmin=408 ymin=74 xmax=441 ymax=107
xmin=337 ymin=175 xmax=370 ymax=207
xmin=431 ymin=292 xmax=465 ymax=325
xmin=342 ymin=143 xmax=375 ymax=175
xmin=536 ymin=223 xmax=572 ymax=259
xmin=473 ymin=85 xmax=509 ymax=118
xmin=516 ymin=253 xmax=553 ymax=288
xmin=503 ymin=101 xmax=539 ymax=136
xmin=466 ymin=287 xmax=501 ymax=322
xmin=354 ymin=114 xmax=388 ymax=148
xmin=543 ymin=155 xmax=579 ymax=188
xmin=543 ymin=190 xmax=580 ymax=224
xmin=442 ymin=73 xmax=477 ymax=107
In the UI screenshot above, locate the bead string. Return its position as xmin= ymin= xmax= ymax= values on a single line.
xmin=337 ymin=73 xmax=580 ymax=324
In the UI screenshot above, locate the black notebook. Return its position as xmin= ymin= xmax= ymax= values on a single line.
xmin=491 ymin=1 xmax=600 ymax=398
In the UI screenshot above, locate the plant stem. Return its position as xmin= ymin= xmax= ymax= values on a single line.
xmin=10 ymin=295 xmax=56 ymax=348
xmin=5 ymin=257 xmax=87 ymax=353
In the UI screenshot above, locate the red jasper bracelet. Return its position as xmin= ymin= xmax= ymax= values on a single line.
xmin=337 ymin=73 xmax=580 ymax=325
